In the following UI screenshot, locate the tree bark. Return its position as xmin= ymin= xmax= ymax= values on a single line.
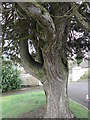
xmin=18 ymin=2 xmax=74 ymax=118
xmin=42 ymin=50 xmax=73 ymax=118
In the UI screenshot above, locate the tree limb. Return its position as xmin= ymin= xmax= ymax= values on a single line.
xmin=17 ymin=2 xmax=56 ymax=43
xmin=72 ymin=3 xmax=90 ymax=30
xmin=19 ymin=39 xmax=45 ymax=81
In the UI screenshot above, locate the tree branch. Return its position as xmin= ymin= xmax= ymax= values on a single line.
xmin=72 ymin=3 xmax=90 ymax=30
xmin=19 ymin=39 xmax=45 ymax=81
xmin=17 ymin=2 xmax=56 ymax=43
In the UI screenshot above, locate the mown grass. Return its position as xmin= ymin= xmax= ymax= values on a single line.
xmin=0 ymin=91 xmax=89 ymax=118
xmin=69 ymin=99 xmax=89 ymax=118
xmin=1 ymin=91 xmax=46 ymax=118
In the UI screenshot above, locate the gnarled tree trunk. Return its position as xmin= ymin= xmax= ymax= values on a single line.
xmin=18 ymin=2 xmax=74 ymax=118
xmin=43 ymin=50 xmax=73 ymax=118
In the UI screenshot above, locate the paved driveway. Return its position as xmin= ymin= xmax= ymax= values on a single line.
xmin=68 ymin=81 xmax=89 ymax=109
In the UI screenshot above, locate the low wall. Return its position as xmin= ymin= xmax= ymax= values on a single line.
xmin=20 ymin=74 xmax=42 ymax=87
xmin=72 ymin=67 xmax=88 ymax=82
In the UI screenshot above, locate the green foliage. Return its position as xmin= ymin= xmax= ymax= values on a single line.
xmin=2 ymin=3 xmax=90 ymax=63
xmin=1 ymin=60 xmax=22 ymax=92
xmin=76 ymin=58 xmax=83 ymax=66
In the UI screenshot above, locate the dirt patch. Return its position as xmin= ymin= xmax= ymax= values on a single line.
xmin=18 ymin=106 xmax=46 ymax=118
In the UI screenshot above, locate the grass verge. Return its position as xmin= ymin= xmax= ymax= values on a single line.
xmin=0 ymin=91 xmax=89 ymax=118
xmin=69 ymin=99 xmax=89 ymax=118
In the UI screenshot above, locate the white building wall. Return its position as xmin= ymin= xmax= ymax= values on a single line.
xmin=72 ymin=66 xmax=88 ymax=82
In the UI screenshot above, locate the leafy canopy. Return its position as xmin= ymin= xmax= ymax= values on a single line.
xmin=1 ymin=2 xmax=90 ymax=65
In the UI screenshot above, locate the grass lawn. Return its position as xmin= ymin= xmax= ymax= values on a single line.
xmin=0 ymin=91 xmax=89 ymax=118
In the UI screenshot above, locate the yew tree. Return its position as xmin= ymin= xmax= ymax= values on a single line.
xmin=1 ymin=2 xmax=90 ymax=118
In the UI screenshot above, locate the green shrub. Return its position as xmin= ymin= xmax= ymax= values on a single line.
xmin=1 ymin=60 xmax=22 ymax=92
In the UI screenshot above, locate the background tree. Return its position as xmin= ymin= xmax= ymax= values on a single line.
xmin=1 ymin=2 xmax=90 ymax=118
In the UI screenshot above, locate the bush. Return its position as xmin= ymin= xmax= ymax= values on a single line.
xmin=1 ymin=60 xmax=22 ymax=92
